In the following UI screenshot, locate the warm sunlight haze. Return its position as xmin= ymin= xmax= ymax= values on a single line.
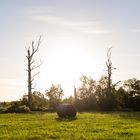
xmin=0 ymin=0 xmax=140 ymax=101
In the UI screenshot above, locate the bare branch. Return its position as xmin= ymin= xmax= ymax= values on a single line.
xmin=30 ymin=36 xmax=42 ymax=59
xmin=25 ymin=46 xmax=28 ymax=52
xmin=107 ymin=47 xmax=112 ymax=55
xmin=32 ymin=41 xmax=34 ymax=53
xmin=31 ymin=65 xmax=36 ymax=71
xmin=34 ymin=60 xmax=43 ymax=69
xmin=31 ymin=60 xmax=35 ymax=65
xmin=113 ymin=81 xmax=121 ymax=87
xmin=32 ymin=72 xmax=40 ymax=78
xmin=28 ymin=46 xmax=30 ymax=52
xmin=31 ymin=78 xmax=34 ymax=83
xmin=36 ymin=36 xmax=42 ymax=51
xmin=106 ymin=62 xmax=109 ymax=67
xmin=34 ymin=36 xmax=42 ymax=53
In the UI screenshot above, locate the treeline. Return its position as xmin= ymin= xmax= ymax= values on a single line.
xmin=75 ymin=75 xmax=140 ymax=111
xmin=0 ymin=75 xmax=140 ymax=113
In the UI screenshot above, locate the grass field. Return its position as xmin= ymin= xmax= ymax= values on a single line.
xmin=0 ymin=112 xmax=140 ymax=140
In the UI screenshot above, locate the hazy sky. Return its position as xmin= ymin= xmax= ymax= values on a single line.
xmin=1 ymin=0 xmax=140 ymax=101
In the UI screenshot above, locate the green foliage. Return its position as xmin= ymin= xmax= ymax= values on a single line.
xmin=62 ymin=96 xmax=75 ymax=104
xmin=45 ymin=84 xmax=64 ymax=108
xmin=0 ymin=107 xmax=7 ymax=113
xmin=115 ymin=87 xmax=129 ymax=109
xmin=124 ymin=78 xmax=140 ymax=110
xmin=0 ymin=112 xmax=140 ymax=139
xmin=3 ymin=101 xmax=22 ymax=113
xmin=32 ymin=91 xmax=49 ymax=109
xmin=3 ymin=104 xmax=30 ymax=113
xmin=76 ymin=75 xmax=98 ymax=111
xmin=78 ymin=75 xmax=97 ymax=100
xmin=96 ymin=75 xmax=117 ymax=110
xmin=75 ymin=75 xmax=140 ymax=111
xmin=0 ymin=101 xmax=30 ymax=113
xmin=124 ymin=78 xmax=140 ymax=94
xmin=21 ymin=92 xmax=49 ymax=111
xmin=132 ymin=96 xmax=140 ymax=111
xmin=76 ymin=75 xmax=117 ymax=111
xmin=16 ymin=105 xmax=30 ymax=113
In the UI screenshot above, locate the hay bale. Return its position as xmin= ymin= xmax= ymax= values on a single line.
xmin=56 ymin=104 xmax=77 ymax=118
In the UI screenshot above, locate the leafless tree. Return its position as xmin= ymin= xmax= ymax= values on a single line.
xmin=106 ymin=48 xmax=116 ymax=95
xmin=26 ymin=36 xmax=42 ymax=109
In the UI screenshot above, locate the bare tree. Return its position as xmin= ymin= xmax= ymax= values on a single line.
xmin=106 ymin=48 xmax=116 ymax=95
xmin=26 ymin=36 xmax=42 ymax=109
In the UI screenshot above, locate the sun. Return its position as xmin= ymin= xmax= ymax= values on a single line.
xmin=35 ymin=42 xmax=102 ymax=97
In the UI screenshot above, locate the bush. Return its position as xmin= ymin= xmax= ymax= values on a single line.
xmin=4 ymin=105 xmax=30 ymax=113
xmin=17 ymin=105 xmax=30 ymax=113
xmin=0 ymin=107 xmax=7 ymax=113
xmin=4 ymin=105 xmax=17 ymax=113
xmin=56 ymin=104 xmax=77 ymax=118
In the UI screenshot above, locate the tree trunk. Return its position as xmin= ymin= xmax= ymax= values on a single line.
xmin=28 ymin=50 xmax=32 ymax=109
xmin=107 ymin=64 xmax=111 ymax=97
xmin=74 ymin=86 xmax=77 ymax=102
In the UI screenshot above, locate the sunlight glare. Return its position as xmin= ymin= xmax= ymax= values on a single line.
xmin=36 ymin=42 xmax=103 ymax=97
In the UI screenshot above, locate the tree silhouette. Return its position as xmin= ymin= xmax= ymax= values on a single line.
xmin=106 ymin=48 xmax=116 ymax=97
xmin=45 ymin=84 xmax=64 ymax=108
xmin=26 ymin=36 xmax=42 ymax=109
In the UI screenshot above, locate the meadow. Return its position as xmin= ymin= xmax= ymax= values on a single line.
xmin=0 ymin=112 xmax=140 ymax=140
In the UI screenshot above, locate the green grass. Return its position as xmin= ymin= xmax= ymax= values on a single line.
xmin=0 ymin=112 xmax=140 ymax=140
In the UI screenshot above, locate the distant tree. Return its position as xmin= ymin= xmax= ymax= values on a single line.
xmin=98 ymin=48 xmax=117 ymax=110
xmin=124 ymin=78 xmax=140 ymax=96
xmin=95 ymin=74 xmax=118 ymax=110
xmin=45 ymin=84 xmax=64 ymax=108
xmin=106 ymin=48 xmax=116 ymax=96
xmin=25 ymin=36 xmax=43 ymax=109
xmin=124 ymin=78 xmax=140 ymax=110
xmin=32 ymin=91 xmax=48 ymax=109
xmin=114 ymin=87 xmax=129 ymax=109
xmin=62 ymin=96 xmax=75 ymax=104
xmin=76 ymin=75 xmax=97 ymax=110
xmin=21 ymin=92 xmax=48 ymax=109
xmin=77 ymin=75 xmax=97 ymax=100
xmin=96 ymin=75 xmax=108 ymax=106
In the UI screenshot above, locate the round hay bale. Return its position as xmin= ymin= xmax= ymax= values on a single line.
xmin=56 ymin=104 xmax=77 ymax=118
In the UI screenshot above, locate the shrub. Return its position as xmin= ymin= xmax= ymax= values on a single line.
xmin=0 ymin=107 xmax=7 ymax=113
xmin=17 ymin=105 xmax=30 ymax=113
xmin=4 ymin=105 xmax=30 ymax=113
xmin=5 ymin=105 xmax=17 ymax=113
xmin=56 ymin=104 xmax=77 ymax=118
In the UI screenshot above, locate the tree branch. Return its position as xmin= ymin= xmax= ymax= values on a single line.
xmin=32 ymin=72 xmax=40 ymax=78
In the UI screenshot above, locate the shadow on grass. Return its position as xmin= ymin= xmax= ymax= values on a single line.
xmin=99 ymin=111 xmax=140 ymax=121
xmin=55 ymin=116 xmax=77 ymax=122
xmin=95 ymin=111 xmax=140 ymax=121
xmin=115 ymin=111 xmax=140 ymax=121
xmin=78 ymin=110 xmax=140 ymax=121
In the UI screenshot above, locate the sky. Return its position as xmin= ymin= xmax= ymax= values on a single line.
xmin=0 ymin=0 xmax=140 ymax=101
